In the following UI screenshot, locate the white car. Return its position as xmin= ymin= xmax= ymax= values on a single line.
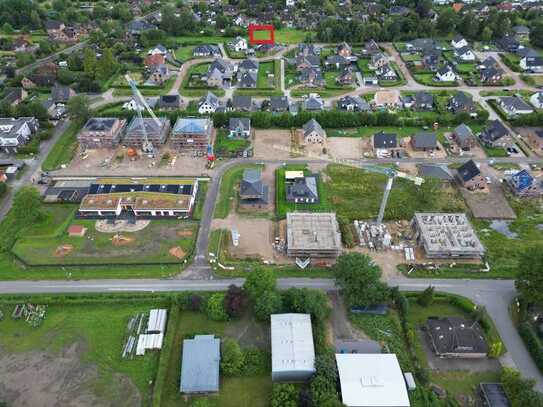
xmin=485 ymin=176 xmax=492 ymax=184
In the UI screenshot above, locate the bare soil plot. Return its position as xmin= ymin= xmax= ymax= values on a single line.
xmin=253 ymin=129 xmax=292 ymax=160
xmin=461 ymin=184 xmax=516 ymax=219
xmin=327 ymin=137 xmax=364 ymax=160
xmin=0 ymin=343 xmax=140 ymax=407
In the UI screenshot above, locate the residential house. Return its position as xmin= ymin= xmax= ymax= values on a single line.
xmin=480 ymin=66 xmax=503 ymax=85
xmin=451 ymin=35 xmax=468 ymax=49
xmin=269 ymin=95 xmax=290 ymax=113
xmin=147 ymin=44 xmax=168 ymax=56
xmin=228 ymin=118 xmax=251 ymax=138
xmin=513 ymin=25 xmax=530 ymax=39
xmin=338 ymin=95 xmax=370 ymax=112
xmin=286 ymin=174 xmax=319 ymax=203
xmin=205 ymin=59 xmax=234 ymax=87
xmin=373 ymin=131 xmax=402 ymax=157
xmin=148 ymin=64 xmax=169 ymax=85
xmin=228 ymin=36 xmax=248 ymax=52
xmin=480 ymin=120 xmax=511 ymax=148
xmin=422 ymin=50 xmax=440 ymax=72
xmin=369 ymin=52 xmax=388 ymax=70
xmin=362 ymin=39 xmax=380 ymax=55
xmin=376 ymin=64 xmax=397 ymax=81
xmin=171 ymin=117 xmax=214 ymax=152
xmin=238 ymin=58 xmax=259 ymax=74
xmin=517 ymin=47 xmax=539 ymax=59
xmin=413 ymin=91 xmax=434 ymax=111
xmin=520 ymin=56 xmax=543 ymax=73
xmin=496 ymin=35 xmax=520 ymax=53
xmin=51 ymin=83 xmax=75 ymax=104
xmin=529 ymin=92 xmax=543 ymax=109
xmin=295 ymin=54 xmax=321 ymax=71
xmin=157 ymin=95 xmax=182 ymax=110
xmin=45 ymin=20 xmax=65 ymax=36
xmin=193 ymin=44 xmax=221 ymax=58
xmin=374 ymin=89 xmax=400 ymax=109
xmin=456 ymin=159 xmax=485 ymax=190
xmin=336 ymin=66 xmax=354 ymax=85
xmin=337 ymin=42 xmax=352 ymax=58
xmin=324 ymin=55 xmax=349 ymax=70
xmin=239 ymin=168 xmax=269 ymax=206
xmin=411 ymin=132 xmax=437 ymax=152
xmin=231 ymin=95 xmax=253 ymax=112
xmin=417 ymin=164 xmax=454 ymax=183
xmin=78 ymin=117 xmax=126 ymax=149
xmin=507 ymin=169 xmax=543 ymax=197
xmin=302 ymin=119 xmax=326 ymax=144
xmin=498 ymin=96 xmax=534 ymax=116
xmin=454 ymin=46 xmax=476 ymax=62
xmin=452 ymin=123 xmax=475 ymax=150
xmin=20 ymin=77 xmax=36 ymax=90
xmin=299 ymin=67 xmax=325 ymax=87
xmin=122 ymin=96 xmax=158 ymax=112
xmin=448 ymin=92 xmax=476 ymax=114
xmin=435 ymin=65 xmax=456 ymax=82
xmin=41 ymin=98 xmax=65 ymax=119
xmin=0 ymin=117 xmax=38 ymax=154
xmin=1 ymin=88 xmax=27 ymax=106
xmin=527 ymin=129 xmax=543 ymax=152
xmin=302 ymin=95 xmax=324 ymax=111
xmin=198 ymin=91 xmax=220 ymax=114
xmin=144 ymin=53 xmax=166 ymax=68
xmin=406 ymin=38 xmax=438 ymax=53
xmin=426 ymin=317 xmax=488 ymax=358
xmin=389 ymin=5 xmax=410 ymax=16
xmin=123 ymin=117 xmax=171 ymax=147
xmin=128 ymin=20 xmax=157 ymax=35
xmin=238 ymin=71 xmax=257 ymax=88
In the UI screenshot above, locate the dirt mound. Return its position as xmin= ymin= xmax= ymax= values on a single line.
xmin=111 ymin=234 xmax=135 ymax=246
xmin=54 ymin=244 xmax=74 ymax=257
xmin=176 ymin=229 xmax=193 ymax=238
xmin=169 ymin=246 xmax=186 ymax=259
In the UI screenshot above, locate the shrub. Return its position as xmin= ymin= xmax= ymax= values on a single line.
xmin=223 ymin=284 xmax=247 ymax=318
xmin=220 ymin=338 xmax=244 ymax=376
xmin=417 ymin=286 xmax=435 ymax=307
xmin=206 ymin=293 xmax=228 ymax=321
xmin=188 ymin=294 xmax=203 ymax=311
xmin=271 ymin=383 xmax=298 ymax=407
xmin=519 ymin=322 xmax=543 ymax=372
xmin=254 ymin=290 xmax=282 ymax=321
xmin=241 ymin=347 xmax=270 ymax=376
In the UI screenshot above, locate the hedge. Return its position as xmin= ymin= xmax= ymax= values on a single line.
xmin=519 ymin=322 xmax=543 ymax=373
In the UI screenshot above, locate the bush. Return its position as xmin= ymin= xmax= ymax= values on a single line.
xmin=271 ymin=383 xmax=298 ymax=407
xmin=519 ymin=322 xmax=543 ymax=373
xmin=417 ymin=286 xmax=435 ymax=307
xmin=254 ymin=290 xmax=282 ymax=321
xmin=206 ymin=293 xmax=228 ymax=321
xmin=241 ymin=347 xmax=270 ymax=376
xmin=220 ymin=338 xmax=244 ymax=376
xmin=223 ymin=284 xmax=247 ymax=318
xmin=188 ymin=294 xmax=203 ymax=311
xmin=338 ymin=216 xmax=355 ymax=248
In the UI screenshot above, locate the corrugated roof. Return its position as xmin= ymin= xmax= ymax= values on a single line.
xmin=271 ymin=314 xmax=315 ymax=375
xmin=180 ymin=335 xmax=220 ymax=393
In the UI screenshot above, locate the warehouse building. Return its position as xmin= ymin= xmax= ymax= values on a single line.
xmin=271 ymin=313 xmax=315 ymax=382
xmin=180 ymin=335 xmax=220 ymax=393
xmin=286 ymin=212 xmax=342 ymax=258
xmin=336 ymin=353 xmax=411 ymax=407
xmin=411 ymin=213 xmax=485 ymax=259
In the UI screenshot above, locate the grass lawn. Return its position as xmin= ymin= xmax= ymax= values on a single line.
xmin=192 ymin=180 xmax=208 ymax=221
xmin=323 ymin=164 xmax=467 ymax=221
xmin=257 ymin=61 xmax=277 ymax=88
xmin=159 ymin=310 xmax=272 ymax=407
xmin=327 ymin=126 xmax=424 ymax=138
xmin=275 ymin=164 xmax=330 ymax=219
xmin=214 ymin=129 xmax=250 ymax=157
xmin=42 ymin=121 xmax=81 ymax=171
xmin=0 ymin=302 xmax=161 ymax=405
xmin=174 ymin=45 xmax=195 ymax=61
xmin=482 ymin=145 xmax=508 ymax=157
xmin=12 ymin=217 xmax=198 ymax=266
xmin=274 ymin=28 xmax=311 ymax=44
xmin=171 ymin=35 xmax=233 ymax=45
xmin=290 ymin=87 xmax=352 ymax=98
xmin=413 ymin=72 xmax=458 ymax=87
xmin=214 ymin=164 xmax=262 ymax=219
xmin=180 ymin=62 xmax=226 ymax=97
xmin=521 ymin=75 xmax=543 ymax=87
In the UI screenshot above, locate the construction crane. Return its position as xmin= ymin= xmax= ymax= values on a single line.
xmin=125 ymin=74 xmax=161 ymax=157
xmin=272 ymin=144 xmax=424 ymax=224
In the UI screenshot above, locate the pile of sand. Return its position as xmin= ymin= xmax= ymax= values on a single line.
xmin=176 ymin=229 xmax=193 ymax=238
xmin=54 ymin=244 xmax=74 ymax=257
xmin=111 ymin=234 xmax=135 ymax=246
xmin=169 ymin=246 xmax=186 ymax=259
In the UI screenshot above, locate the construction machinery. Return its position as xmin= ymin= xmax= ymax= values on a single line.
xmin=125 ymin=74 xmax=161 ymax=157
xmin=272 ymin=144 xmax=424 ymax=224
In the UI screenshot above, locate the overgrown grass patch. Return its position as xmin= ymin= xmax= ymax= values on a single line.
xmin=42 ymin=121 xmax=81 ymax=171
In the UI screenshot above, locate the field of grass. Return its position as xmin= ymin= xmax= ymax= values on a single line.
xmin=275 ymin=164 xmax=330 ymax=219
xmin=174 ymin=45 xmax=195 ymax=61
xmin=521 ymin=74 xmax=543 ymax=87
xmin=159 ymin=310 xmax=271 ymax=407
xmin=192 ymin=181 xmax=208 ymax=221
xmin=274 ymin=29 xmax=311 ymax=44
xmin=214 ymin=164 xmax=261 ymax=218
xmin=323 ymin=164 xmax=467 ymax=221
xmin=214 ymin=129 xmax=250 ymax=157
xmin=413 ymin=72 xmax=458 ymax=87
xmin=42 ymin=121 xmax=81 ymax=171
xmin=0 ymin=301 xmax=161 ymax=404
xmin=327 ymin=126 xmax=428 ymax=138
xmin=12 ymin=215 xmax=198 ymax=266
xmin=171 ymin=35 xmax=234 ymax=45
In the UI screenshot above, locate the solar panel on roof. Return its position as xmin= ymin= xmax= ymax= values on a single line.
xmin=89 ymin=184 xmax=99 ymax=194
xmin=181 ymin=185 xmax=193 ymax=194
xmin=166 ymin=185 xmax=178 ymax=193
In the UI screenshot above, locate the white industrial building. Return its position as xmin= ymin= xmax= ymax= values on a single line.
xmin=271 ymin=313 xmax=316 ymax=382
xmin=136 ymin=308 xmax=168 ymax=356
xmin=336 ymin=353 xmax=411 ymax=407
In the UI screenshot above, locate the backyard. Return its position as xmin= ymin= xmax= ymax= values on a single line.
xmin=214 ymin=129 xmax=251 ymax=157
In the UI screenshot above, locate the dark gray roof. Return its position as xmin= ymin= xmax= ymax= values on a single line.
xmin=240 ymin=168 xmax=264 ymax=197
xmin=457 ymin=160 xmax=480 ymax=182
xmin=482 ymin=120 xmax=509 ymax=143
xmin=373 ymin=132 xmax=397 ymax=149
xmin=338 ymin=95 xmax=370 ymax=111
xmin=229 ymin=117 xmax=251 ymax=131
xmin=481 ymin=56 xmax=499 ymax=69
xmin=418 ymin=164 xmax=453 ymax=181
xmin=517 ymin=47 xmax=539 ymax=58
xmin=499 ymin=96 xmax=533 ymax=111
xmin=270 ymin=95 xmax=289 ymax=111
xmin=180 ymin=335 xmax=220 ymax=393
xmin=199 ymin=91 xmax=219 ymax=108
xmin=415 ymin=91 xmax=433 ymax=106
xmin=238 ymin=58 xmax=259 ymax=71
xmin=51 ymin=84 xmax=74 ymax=102
xmin=232 ymin=95 xmax=252 ymax=110
xmin=454 ymin=123 xmax=473 ymax=142
xmin=83 ymin=118 xmax=117 ymax=132
xmin=412 ymin=132 xmax=437 ymax=149
xmin=286 ymin=176 xmax=319 ymax=201
xmin=303 ymin=119 xmax=325 ymax=137
xmin=426 ymin=317 xmax=488 ymax=355
xmin=523 ymin=56 xmax=543 ymax=67
xmin=303 ymin=96 xmax=324 ymax=111
xmin=437 ymin=65 xmax=453 ymax=76
xmin=158 ymin=94 xmax=181 ymax=108
xmin=238 ymin=71 xmax=257 ymax=87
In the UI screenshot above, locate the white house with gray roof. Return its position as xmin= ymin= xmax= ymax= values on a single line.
xmin=0 ymin=117 xmax=38 ymax=154
xmin=302 ymin=119 xmax=326 ymax=144
xmin=228 ymin=118 xmax=251 ymax=138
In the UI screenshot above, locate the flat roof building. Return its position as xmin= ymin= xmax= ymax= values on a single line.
xmin=180 ymin=335 xmax=220 ymax=393
xmin=271 ymin=313 xmax=316 ymax=382
xmin=286 ymin=212 xmax=342 ymax=258
xmin=411 ymin=213 xmax=484 ymax=259
xmin=336 ymin=353 xmax=410 ymax=407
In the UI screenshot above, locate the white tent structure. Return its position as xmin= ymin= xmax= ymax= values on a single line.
xmin=336 ymin=353 xmax=411 ymax=407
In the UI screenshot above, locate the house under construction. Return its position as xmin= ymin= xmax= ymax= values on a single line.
xmin=286 ymin=212 xmax=342 ymax=258
xmin=411 ymin=213 xmax=485 ymax=259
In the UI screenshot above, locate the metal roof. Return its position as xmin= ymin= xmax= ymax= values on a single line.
xmin=180 ymin=335 xmax=220 ymax=393
xmin=271 ymin=314 xmax=315 ymax=375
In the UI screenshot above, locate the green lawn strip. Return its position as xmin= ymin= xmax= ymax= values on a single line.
xmin=412 ymin=72 xmax=458 ymax=87
xmin=322 ymin=164 xmax=466 ymax=221
xmin=275 ymin=164 xmax=331 ymax=219
xmin=274 ymin=28 xmax=311 ymax=44
xmin=432 ymin=371 xmax=501 ymax=395
xmin=521 ymin=75 xmax=543 ymax=87
xmin=192 ymin=181 xmax=208 ymax=221
xmin=158 ymin=310 xmax=272 ymax=407
xmin=214 ymin=129 xmax=250 ymax=157
xmin=0 ymin=302 xmax=162 ymax=404
xmin=175 ymin=45 xmax=195 ymax=61
xmin=171 ymin=35 xmax=234 ymax=45
xmin=214 ymin=163 xmax=262 ymax=219
xmin=256 ymin=61 xmax=276 ymax=89
xmin=42 ymin=121 xmax=81 ymax=171
xmin=11 ymin=219 xmax=198 ymax=266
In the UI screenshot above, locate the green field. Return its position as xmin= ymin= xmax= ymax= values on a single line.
xmin=0 ymin=301 xmax=162 ymax=405
xmin=273 ymin=29 xmax=311 ymax=44
xmin=42 ymin=121 xmax=81 ymax=171
xmin=174 ymin=45 xmax=195 ymax=61
xmin=323 ymin=164 xmax=467 ymax=221
xmin=413 ymin=72 xmax=458 ymax=87
xmin=214 ymin=129 xmax=250 ymax=157
xmin=12 ymin=207 xmax=198 ymax=266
